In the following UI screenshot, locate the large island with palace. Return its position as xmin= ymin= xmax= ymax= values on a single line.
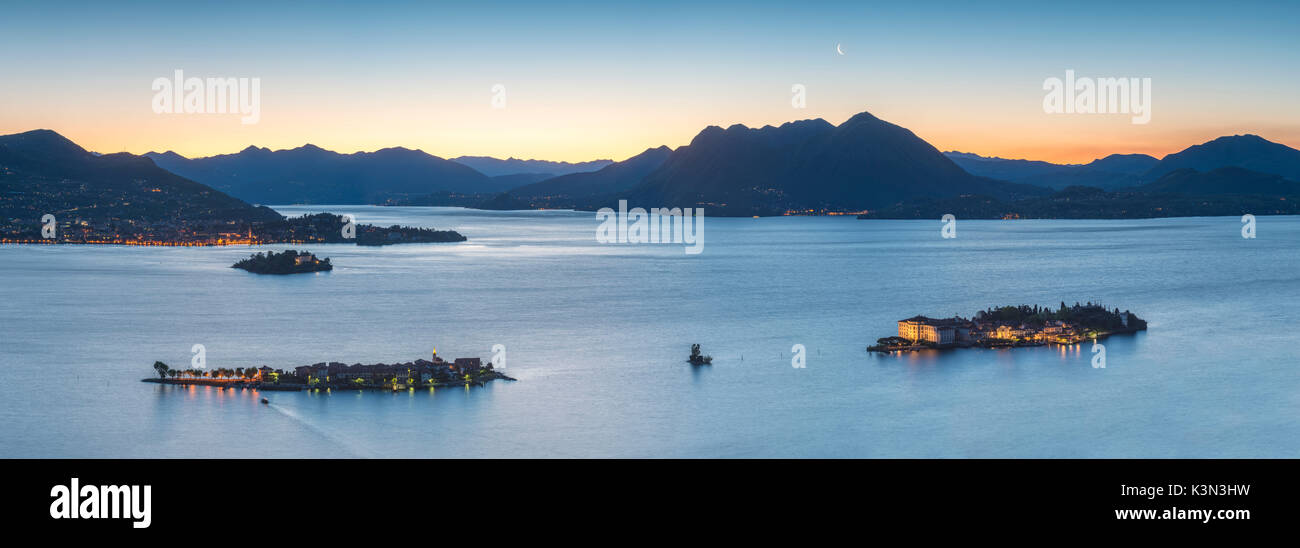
xmin=869 ymin=302 xmax=1147 ymax=353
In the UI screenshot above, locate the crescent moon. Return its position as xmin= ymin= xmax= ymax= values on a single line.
xmin=836 ymin=43 xmax=844 ymax=55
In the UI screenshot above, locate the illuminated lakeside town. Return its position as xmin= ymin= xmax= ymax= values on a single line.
xmin=0 ymin=212 xmax=465 ymax=246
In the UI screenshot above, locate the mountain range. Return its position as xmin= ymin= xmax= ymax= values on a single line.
xmin=9 ymin=109 xmax=1300 ymax=221
xmin=495 ymin=111 xmax=1300 ymax=217
xmin=944 ymin=134 xmax=1300 ymax=193
xmin=449 ymin=156 xmax=613 ymax=177
xmin=1 ymin=129 xmax=280 ymax=229
xmin=943 ymin=151 xmax=1159 ymax=191
xmin=491 ymin=146 xmax=675 ymax=208
xmin=146 ymin=145 xmax=507 ymax=204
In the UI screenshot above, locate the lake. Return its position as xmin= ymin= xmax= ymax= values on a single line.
xmin=1 ymin=206 xmax=1297 ymax=457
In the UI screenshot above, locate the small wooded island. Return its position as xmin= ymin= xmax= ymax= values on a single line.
xmin=869 ymin=302 xmax=1147 ymax=353
xmin=232 ymin=249 xmax=332 ymax=274
xmin=143 ymin=352 xmax=514 ymax=391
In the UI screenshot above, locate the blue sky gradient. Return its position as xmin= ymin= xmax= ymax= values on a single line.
xmin=2 ymin=0 xmax=1297 ymax=162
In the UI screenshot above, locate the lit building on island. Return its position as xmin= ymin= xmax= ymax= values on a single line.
xmin=897 ymin=316 xmax=973 ymax=344
xmin=873 ymin=304 xmax=1147 ymax=353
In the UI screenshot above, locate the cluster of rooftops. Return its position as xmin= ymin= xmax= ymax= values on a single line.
xmin=896 ymin=314 xmax=1123 ymax=345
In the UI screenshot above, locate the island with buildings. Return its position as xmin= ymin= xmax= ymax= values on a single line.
xmin=869 ymin=302 xmax=1147 ymax=353
xmin=232 ymin=249 xmax=332 ymax=274
xmin=143 ymin=351 xmax=513 ymax=391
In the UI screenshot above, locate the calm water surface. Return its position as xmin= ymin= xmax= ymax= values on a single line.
xmin=2 ymin=206 xmax=1297 ymax=457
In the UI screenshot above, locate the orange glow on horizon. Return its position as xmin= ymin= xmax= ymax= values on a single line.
xmin=6 ymin=106 xmax=1299 ymax=166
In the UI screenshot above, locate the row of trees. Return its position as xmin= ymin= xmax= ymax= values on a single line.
xmin=972 ymin=303 xmax=1143 ymax=330
xmin=152 ymin=361 xmax=263 ymax=380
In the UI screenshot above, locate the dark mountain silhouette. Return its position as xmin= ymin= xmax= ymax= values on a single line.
xmin=146 ymin=145 xmax=504 ymax=204
xmin=860 ymin=138 xmax=1300 ymax=220
xmin=620 ymin=112 xmax=1048 ymax=216
xmin=1140 ymin=166 xmax=1300 ymax=195
xmin=943 ymin=152 xmax=1068 ymax=180
xmin=489 ymin=172 xmax=553 ymax=188
xmin=1 ymin=129 xmax=280 ymax=226
xmin=859 ymin=183 xmax=1300 ymax=220
xmin=451 ymin=156 xmax=612 ymax=177
xmin=506 ymin=146 xmax=672 ymax=204
xmin=1141 ymin=134 xmax=1300 ymax=182
xmin=1087 ymin=153 xmax=1160 ymax=175
xmin=944 ymin=151 xmax=1157 ymax=190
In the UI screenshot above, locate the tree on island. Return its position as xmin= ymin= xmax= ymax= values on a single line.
xmin=153 ymin=361 xmax=170 ymax=379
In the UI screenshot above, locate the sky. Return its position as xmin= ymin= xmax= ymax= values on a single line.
xmin=1 ymin=0 xmax=1297 ymax=164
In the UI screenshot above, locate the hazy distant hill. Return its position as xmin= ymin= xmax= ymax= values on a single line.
xmin=862 ymin=137 xmax=1300 ymax=220
xmin=860 ymin=185 xmax=1300 ymax=220
xmin=1 ymin=129 xmax=280 ymax=226
xmin=1141 ymin=134 xmax=1300 ymax=182
xmin=147 ymin=145 xmax=504 ymax=204
xmin=506 ymin=146 xmax=672 ymax=202
xmin=450 ymin=156 xmax=612 ymax=177
xmin=619 ymin=112 xmax=1048 ymax=216
xmin=489 ymin=173 xmax=553 ymax=188
xmin=944 ymin=151 xmax=1158 ymax=191
xmin=1140 ymin=166 xmax=1300 ymax=195
xmin=860 ymin=164 xmax=1300 ymax=220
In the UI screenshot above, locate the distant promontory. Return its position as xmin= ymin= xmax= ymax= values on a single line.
xmin=0 ymin=130 xmax=467 ymax=246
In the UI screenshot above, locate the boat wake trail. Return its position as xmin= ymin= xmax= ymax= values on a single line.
xmin=265 ymin=401 xmax=372 ymax=458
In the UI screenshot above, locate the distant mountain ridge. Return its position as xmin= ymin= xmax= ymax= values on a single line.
xmin=504 ymin=146 xmax=673 ymax=205
xmin=1141 ymin=134 xmax=1300 ymax=182
xmin=146 ymin=145 xmax=507 ymax=204
xmin=450 ymin=156 xmax=612 ymax=177
xmin=944 ymin=151 xmax=1158 ymax=191
xmin=945 ymin=134 xmax=1300 ymax=191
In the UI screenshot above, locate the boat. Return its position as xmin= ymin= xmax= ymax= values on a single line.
xmin=260 ymin=397 xmax=269 ymax=405
xmin=687 ymin=344 xmax=712 ymax=366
